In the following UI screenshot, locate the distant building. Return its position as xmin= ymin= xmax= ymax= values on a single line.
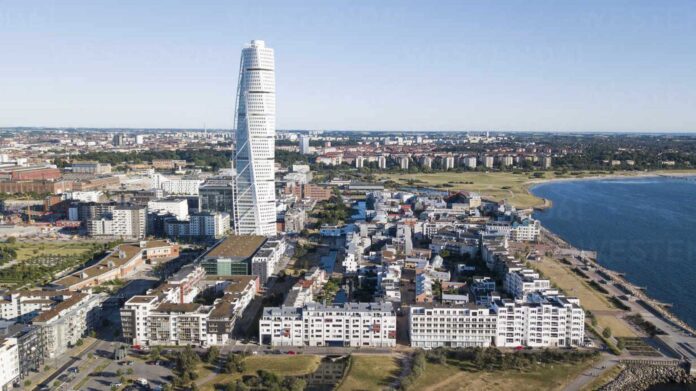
xmin=444 ymin=156 xmax=455 ymax=170
xmin=112 ymin=205 xmax=147 ymax=239
xmin=300 ymin=135 xmax=311 ymax=155
xmin=71 ymin=161 xmax=112 ymax=175
xmin=148 ymin=199 xmax=189 ymax=221
xmin=465 ymin=156 xmax=477 ymax=169
xmin=400 ymin=156 xmax=409 ymax=170
xmin=378 ymin=156 xmax=387 ymax=169
xmin=199 ymin=176 xmax=235 ymax=214
xmin=543 ymin=156 xmax=552 ymax=169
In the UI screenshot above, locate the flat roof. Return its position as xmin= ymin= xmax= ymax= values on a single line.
xmin=205 ymin=235 xmax=266 ymax=260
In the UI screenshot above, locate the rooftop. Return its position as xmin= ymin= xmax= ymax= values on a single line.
xmin=205 ymin=235 xmax=266 ymax=260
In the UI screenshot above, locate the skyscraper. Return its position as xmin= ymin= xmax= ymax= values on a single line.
xmin=300 ymin=135 xmax=311 ymax=154
xmin=233 ymin=40 xmax=277 ymax=236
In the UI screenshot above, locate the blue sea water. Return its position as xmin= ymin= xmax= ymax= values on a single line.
xmin=531 ymin=177 xmax=696 ymax=328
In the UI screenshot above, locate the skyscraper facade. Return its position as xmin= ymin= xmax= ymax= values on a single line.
xmin=233 ymin=40 xmax=277 ymax=236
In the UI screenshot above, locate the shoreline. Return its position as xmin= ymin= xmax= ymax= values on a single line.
xmin=524 ymin=170 xmax=696 ymax=210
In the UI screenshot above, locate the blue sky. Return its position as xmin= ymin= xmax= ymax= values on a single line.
xmin=1 ymin=1 xmax=695 ymax=131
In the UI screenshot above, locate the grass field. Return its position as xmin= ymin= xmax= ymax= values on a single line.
xmin=378 ymin=171 xmax=549 ymax=208
xmin=378 ymin=170 xmax=696 ymax=209
xmin=409 ymin=356 xmax=600 ymax=391
xmin=535 ymin=257 xmax=635 ymax=337
xmin=11 ymin=241 xmax=97 ymax=261
xmin=199 ymin=355 xmax=322 ymax=391
xmin=337 ymin=355 xmax=400 ymax=391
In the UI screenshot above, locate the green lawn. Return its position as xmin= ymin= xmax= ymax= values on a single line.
xmin=409 ymin=356 xmax=600 ymax=391
xmin=378 ymin=170 xmax=696 ymax=209
xmin=199 ymin=355 xmax=322 ymax=391
xmin=12 ymin=241 xmax=97 ymax=261
xmin=337 ymin=355 xmax=400 ymax=391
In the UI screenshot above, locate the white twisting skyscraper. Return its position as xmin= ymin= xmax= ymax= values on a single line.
xmin=233 ymin=40 xmax=277 ymax=236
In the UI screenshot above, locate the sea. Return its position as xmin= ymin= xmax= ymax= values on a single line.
xmin=531 ymin=176 xmax=696 ymax=390
xmin=531 ymin=176 xmax=696 ymax=328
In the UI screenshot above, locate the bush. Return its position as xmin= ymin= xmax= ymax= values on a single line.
xmin=603 ymin=327 xmax=612 ymax=338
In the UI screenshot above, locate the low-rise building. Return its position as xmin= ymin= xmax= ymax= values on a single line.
xmin=51 ymin=241 xmax=178 ymax=290
xmin=201 ymin=235 xmax=267 ymax=276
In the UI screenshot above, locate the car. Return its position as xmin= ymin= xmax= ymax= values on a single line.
xmin=126 ymin=360 xmax=134 ymax=366
xmin=287 ymin=350 xmax=296 ymax=355
xmin=514 ymin=346 xmax=525 ymax=351
xmin=135 ymin=378 xmax=148 ymax=386
xmin=111 ymin=383 xmax=123 ymax=388
xmin=68 ymin=367 xmax=79 ymax=373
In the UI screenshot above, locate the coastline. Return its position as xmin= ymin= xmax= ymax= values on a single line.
xmin=524 ymin=170 xmax=696 ymax=210
xmin=533 ymin=184 xmax=696 ymax=337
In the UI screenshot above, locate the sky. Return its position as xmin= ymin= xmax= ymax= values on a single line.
xmin=1 ymin=1 xmax=695 ymax=132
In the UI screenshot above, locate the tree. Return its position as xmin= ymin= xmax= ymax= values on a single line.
xmin=617 ymin=339 xmax=625 ymax=351
xmin=602 ymin=327 xmax=612 ymax=338
xmin=149 ymin=346 xmax=161 ymax=361
xmin=205 ymin=346 xmax=220 ymax=364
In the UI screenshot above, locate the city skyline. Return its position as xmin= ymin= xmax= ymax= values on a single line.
xmin=1 ymin=1 xmax=695 ymax=132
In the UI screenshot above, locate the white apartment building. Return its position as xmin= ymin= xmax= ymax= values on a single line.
xmin=399 ymin=156 xmax=409 ymax=170
xmin=505 ymin=269 xmax=551 ymax=299
xmin=511 ymin=219 xmax=541 ymax=242
xmin=112 ymin=205 xmax=147 ymax=239
xmin=465 ymin=156 xmax=477 ymax=169
xmin=409 ymin=305 xmax=497 ymax=349
xmin=259 ymin=302 xmax=397 ymax=347
xmin=300 ymin=135 xmax=311 ymax=155
xmin=491 ymin=293 xmax=585 ymax=348
xmin=31 ymin=293 xmax=104 ymax=359
xmin=161 ymin=178 xmax=203 ymax=196
xmin=121 ymin=271 xmax=258 ymax=347
xmin=148 ymin=199 xmax=189 ymax=220
xmin=378 ymin=156 xmax=387 ymax=169
xmin=233 ymin=40 xmax=277 ymax=236
xmin=251 ymin=238 xmax=286 ymax=284
xmin=0 ymin=338 xmax=19 ymax=390
xmin=444 ymin=156 xmax=455 ymax=170
xmin=484 ymin=156 xmax=494 ymax=168
xmin=189 ymin=212 xmax=230 ymax=239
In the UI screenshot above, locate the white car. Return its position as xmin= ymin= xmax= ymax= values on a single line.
xmin=136 ymin=379 xmax=148 ymax=386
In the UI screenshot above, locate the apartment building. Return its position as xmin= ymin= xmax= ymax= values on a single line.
xmin=259 ymin=302 xmax=397 ymax=347
xmin=504 ymin=269 xmax=551 ymax=299
xmin=250 ymin=238 xmax=287 ymax=284
xmin=147 ymin=199 xmax=189 ymax=221
xmin=31 ymin=293 xmax=104 ymax=358
xmin=0 ymin=337 xmax=19 ymax=391
xmin=409 ymin=305 xmax=497 ymax=349
xmin=164 ymin=211 xmax=230 ymax=240
xmin=121 ymin=269 xmax=258 ymax=347
xmin=0 ymin=324 xmax=42 ymax=384
xmin=91 ymin=205 xmax=148 ymax=239
xmin=491 ymin=293 xmax=585 ymax=348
